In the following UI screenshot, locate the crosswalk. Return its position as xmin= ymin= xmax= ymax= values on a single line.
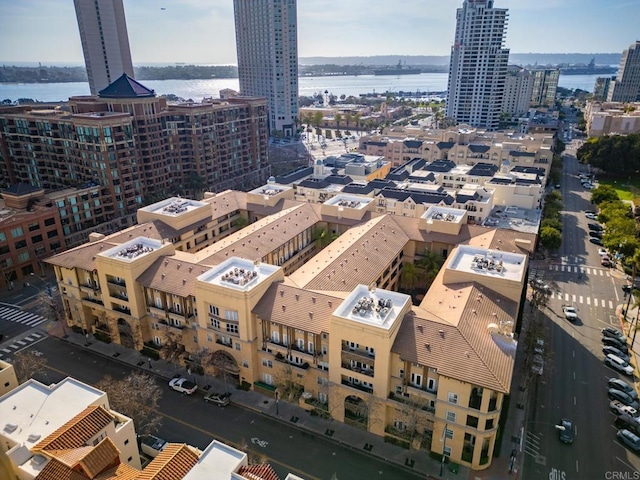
xmin=548 ymin=264 xmax=611 ymax=276
xmin=0 ymin=305 xmax=47 ymax=328
xmin=546 ymin=291 xmax=615 ymax=309
xmin=0 ymin=332 xmax=44 ymax=359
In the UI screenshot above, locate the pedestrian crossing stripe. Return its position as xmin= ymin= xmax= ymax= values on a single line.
xmin=548 ymin=265 xmax=610 ymax=276
xmin=0 ymin=306 xmax=46 ymax=327
xmin=548 ymin=293 xmax=615 ymax=309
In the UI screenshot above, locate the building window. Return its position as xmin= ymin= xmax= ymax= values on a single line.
xmin=210 ymin=318 xmax=220 ymax=329
xmin=263 ymin=373 xmax=273 ymax=385
xmin=262 ymin=359 xmax=273 ymax=368
xmin=124 ymin=439 xmax=129 ymax=445
xmin=235 ymin=342 xmax=241 ymax=350
xmin=443 ymin=445 xmax=452 ymax=457
xmin=227 ymin=324 xmax=239 ymax=334
xmin=11 ymin=227 xmax=23 ymax=238
xmin=399 ymin=368 xmax=404 ymax=378
xmin=448 ymin=392 xmax=458 ymax=405
xmin=485 ymin=418 xmax=495 ymax=430
xmin=410 ymin=373 xmax=422 ymax=388
xmin=209 ymin=305 xmax=219 ymax=316
xmin=225 ymin=309 xmax=238 ymax=321
xmin=271 ymin=331 xmax=280 ymax=343
xmin=445 ymin=427 xmax=454 ymax=440
xmin=206 ymin=333 xmax=213 ymax=342
xmin=446 ymin=411 xmax=457 ymax=423
xmin=243 ymin=360 xmax=249 ymax=368
xmin=427 ymin=377 xmax=437 ymax=392
xmin=467 ymin=415 xmax=479 ymax=428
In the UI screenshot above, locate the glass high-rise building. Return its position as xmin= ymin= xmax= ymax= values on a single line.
xmin=608 ymin=41 xmax=640 ymax=102
xmin=73 ymin=0 xmax=135 ymax=96
xmin=233 ymin=0 xmax=299 ymax=136
xmin=446 ymin=0 xmax=509 ymax=130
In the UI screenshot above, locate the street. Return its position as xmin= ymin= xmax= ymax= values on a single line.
xmin=523 ymin=143 xmax=640 ymax=479
xmin=14 ymin=335 xmax=423 ymax=480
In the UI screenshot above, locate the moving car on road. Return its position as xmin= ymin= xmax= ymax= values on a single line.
xmin=605 ymin=355 xmax=635 ymax=376
xmin=557 ymin=419 xmax=574 ymax=444
xmin=169 ymin=377 xmax=198 ymax=395
xmin=562 ymin=305 xmax=578 ymax=322
xmin=204 ymin=391 xmax=231 ymax=406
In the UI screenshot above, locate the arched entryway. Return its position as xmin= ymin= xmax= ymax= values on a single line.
xmin=117 ymin=318 xmax=134 ymax=348
xmin=208 ymin=350 xmax=240 ymax=388
xmin=344 ymin=395 xmax=368 ymax=430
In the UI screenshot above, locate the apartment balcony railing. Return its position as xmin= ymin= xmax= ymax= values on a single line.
xmin=82 ymin=297 xmax=104 ymax=306
xmin=340 ymin=347 xmax=376 ymax=362
xmin=158 ymin=319 xmax=185 ymax=331
xmin=341 ymin=363 xmax=374 ymax=377
xmin=274 ymin=353 xmax=310 ymax=370
xmin=112 ymin=305 xmax=131 ymax=315
xmin=341 ymin=379 xmax=373 ymax=394
xmin=388 ymin=392 xmax=436 ymax=413
xmin=110 ymin=292 xmax=129 ymax=302
xmin=106 ymin=278 xmax=126 ymax=287
xmin=215 ymin=338 xmax=233 ymax=348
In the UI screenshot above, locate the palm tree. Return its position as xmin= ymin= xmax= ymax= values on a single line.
xmin=334 ymin=113 xmax=342 ymax=133
xmin=399 ymin=263 xmax=418 ymax=292
xmin=313 ymin=111 xmax=323 ymax=132
xmin=353 ymin=113 xmax=362 ymax=135
xmin=344 ymin=113 xmax=353 ymax=131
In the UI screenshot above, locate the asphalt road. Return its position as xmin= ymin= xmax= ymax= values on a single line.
xmin=523 ymin=144 xmax=640 ymax=479
xmin=23 ymin=336 xmax=423 ymax=480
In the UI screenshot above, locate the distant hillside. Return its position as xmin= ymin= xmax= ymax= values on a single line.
xmin=300 ymin=53 xmax=621 ymax=66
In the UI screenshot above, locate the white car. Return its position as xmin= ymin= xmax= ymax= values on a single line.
xmin=605 ymin=354 xmax=635 ymax=376
xmin=562 ymin=306 xmax=578 ymax=321
xmin=169 ymin=377 xmax=198 ymax=395
xmin=598 ymin=248 xmax=608 ymax=256
xmin=585 ymin=213 xmax=597 ymax=220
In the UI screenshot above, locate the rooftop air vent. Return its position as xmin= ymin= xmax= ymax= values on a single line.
xmin=4 ymin=423 xmax=18 ymax=433
xmin=27 ymin=433 xmax=41 ymax=443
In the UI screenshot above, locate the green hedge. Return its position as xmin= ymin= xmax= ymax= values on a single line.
xmin=384 ymin=435 xmax=410 ymax=450
xmin=140 ymin=345 xmax=160 ymax=360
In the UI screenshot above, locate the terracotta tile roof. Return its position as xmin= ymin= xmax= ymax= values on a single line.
xmin=43 ymin=438 xmax=121 ymax=479
xmin=289 ymin=215 xmax=409 ymax=291
xmin=196 ymin=203 xmax=320 ymax=265
xmin=136 ymin=256 xmax=208 ymax=297
xmin=238 ymin=463 xmax=281 ymax=480
xmin=35 ymin=458 xmax=92 ymax=480
xmin=252 ymin=282 xmax=340 ymax=334
xmin=45 ymin=240 xmax=118 ymax=270
xmin=94 ymin=463 xmax=140 ymax=480
xmin=393 ymin=282 xmax=517 ymax=393
xmin=202 ymin=189 xmax=246 ymax=216
xmin=135 ymin=443 xmax=198 ymax=480
xmin=33 ymin=406 xmax=115 ymax=452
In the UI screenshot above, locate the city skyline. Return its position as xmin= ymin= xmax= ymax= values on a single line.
xmin=0 ymin=0 xmax=638 ymax=65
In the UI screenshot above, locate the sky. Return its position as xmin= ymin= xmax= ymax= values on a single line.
xmin=0 ymin=0 xmax=638 ymax=65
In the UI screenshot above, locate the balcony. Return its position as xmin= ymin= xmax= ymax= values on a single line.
xmin=341 ymin=343 xmax=375 ymax=360
xmin=106 ymin=277 xmax=126 ymax=287
xmin=341 ymin=362 xmax=374 ymax=378
xmin=388 ymin=392 xmax=436 ymax=413
xmin=112 ymin=305 xmax=131 ymax=315
xmin=158 ymin=319 xmax=185 ymax=331
xmin=110 ymin=292 xmax=129 ymax=302
xmin=341 ymin=378 xmax=372 ymax=394
xmin=274 ymin=352 xmax=310 ymax=370
xmin=216 ymin=338 xmax=233 ymax=348
xmin=82 ymin=297 xmax=104 ymax=306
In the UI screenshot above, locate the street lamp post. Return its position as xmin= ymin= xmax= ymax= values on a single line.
xmin=440 ymin=423 xmax=449 ymax=477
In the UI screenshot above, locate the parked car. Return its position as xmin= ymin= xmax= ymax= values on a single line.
xmin=589 ymin=237 xmax=603 ymax=246
xmin=616 ymin=414 xmax=640 ymax=434
xmin=591 ymin=231 xmax=604 ymax=239
xmin=623 ymin=284 xmax=639 ymax=294
xmin=585 ymin=213 xmax=597 ymax=220
xmin=609 ymin=389 xmax=640 ymax=409
xmin=605 ymin=355 xmax=635 ymax=376
xmin=534 ymin=338 xmax=545 ymax=355
xmin=532 ymin=354 xmax=544 ymax=376
xmin=204 ymin=391 xmax=231 ymax=407
xmin=139 ymin=435 xmax=168 ymax=458
xmin=611 ymin=399 xmax=639 ymax=417
xmin=617 ymin=429 xmax=640 ymax=453
xmin=588 ymin=223 xmax=604 ymax=232
xmin=598 ymin=248 xmax=608 ymax=256
xmin=609 ymin=378 xmax=639 ymax=400
xmin=557 ymin=418 xmax=574 ymax=444
xmin=562 ymin=305 xmax=578 ymax=321
xmin=584 ymin=210 xmax=596 ymax=215
xmin=602 ymin=336 xmax=629 ymax=353
xmin=603 ymin=346 xmax=631 ymax=363
xmin=601 ymin=256 xmax=612 ymax=267
xmin=603 ymin=327 xmax=626 ymax=342
xmin=169 ymin=377 xmax=198 ymax=395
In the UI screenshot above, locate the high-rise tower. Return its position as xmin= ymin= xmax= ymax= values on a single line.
xmin=233 ymin=0 xmax=299 ymax=136
xmin=446 ymin=0 xmax=509 ymax=130
xmin=607 ymin=41 xmax=640 ymax=102
xmin=73 ymin=0 xmax=134 ymax=95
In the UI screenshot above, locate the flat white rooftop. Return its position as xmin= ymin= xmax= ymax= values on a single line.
xmin=0 ymin=377 xmax=104 ymax=447
xmin=197 ymin=257 xmax=279 ymax=291
xmin=448 ymin=245 xmax=526 ymax=281
xmin=325 ymin=194 xmax=372 ymax=210
xmin=99 ymin=237 xmax=162 ymax=262
xmin=423 ymin=205 xmax=466 ymax=223
xmin=251 ymin=185 xmax=291 ymax=197
xmin=183 ymin=440 xmax=246 ymax=479
xmin=139 ymin=197 xmax=207 ymax=216
xmin=334 ymin=285 xmax=410 ymax=330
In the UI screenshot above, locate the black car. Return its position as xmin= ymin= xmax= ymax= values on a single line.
xmin=623 ymin=284 xmax=639 ymax=294
xmin=616 ymin=414 xmax=640 ymax=435
xmin=609 ymin=378 xmax=639 ymax=400
xmin=558 ymin=419 xmax=574 ymax=444
xmin=603 ymin=327 xmax=626 ymax=341
xmin=603 ymin=335 xmax=629 ymax=352
xmin=590 ymin=230 xmax=604 ymax=239
xmin=609 ymin=389 xmax=640 ymax=409
xmin=589 ymin=237 xmax=603 ymax=246
xmin=588 ymin=223 xmax=604 ymax=232
xmin=617 ymin=429 xmax=640 ymax=453
xmin=603 ymin=346 xmax=631 ymax=363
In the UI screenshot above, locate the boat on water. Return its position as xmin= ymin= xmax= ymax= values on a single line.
xmin=559 ymin=58 xmax=617 ymax=75
xmin=373 ymin=60 xmax=421 ymax=76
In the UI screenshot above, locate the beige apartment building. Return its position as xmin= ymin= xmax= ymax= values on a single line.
xmin=46 ymin=190 xmax=535 ymax=470
xmin=358 ymin=126 xmax=554 ymax=175
xmin=584 ymin=101 xmax=640 ymax=137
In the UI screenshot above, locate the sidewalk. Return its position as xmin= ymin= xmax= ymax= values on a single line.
xmin=46 ymin=321 xmax=468 ymax=480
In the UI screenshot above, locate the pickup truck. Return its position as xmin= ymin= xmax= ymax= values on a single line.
xmin=611 ymin=399 xmax=638 ymax=417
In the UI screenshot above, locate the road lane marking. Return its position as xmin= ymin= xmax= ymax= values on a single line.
xmin=574 ymin=396 xmax=577 ymax=406
xmin=573 ymin=371 xmax=576 ymax=380
xmin=576 ymin=460 xmax=579 ymax=472
xmin=609 ymin=301 xmax=614 ymax=309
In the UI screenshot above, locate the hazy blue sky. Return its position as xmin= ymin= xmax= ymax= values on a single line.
xmin=1 ymin=0 xmax=638 ymax=65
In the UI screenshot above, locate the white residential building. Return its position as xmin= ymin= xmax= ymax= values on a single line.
xmin=233 ymin=0 xmax=299 ymax=136
xmin=503 ymin=66 xmax=534 ymax=116
xmin=446 ymin=0 xmax=510 ymax=130
xmin=73 ymin=0 xmax=134 ymax=95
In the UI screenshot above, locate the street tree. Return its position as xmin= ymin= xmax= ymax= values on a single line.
xmin=12 ymin=350 xmax=48 ymax=383
xmin=591 ymin=184 xmax=620 ymax=206
xmin=96 ymin=371 xmax=163 ymax=435
xmin=273 ymin=364 xmax=303 ymax=402
xmin=539 ymin=226 xmax=562 ymax=250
